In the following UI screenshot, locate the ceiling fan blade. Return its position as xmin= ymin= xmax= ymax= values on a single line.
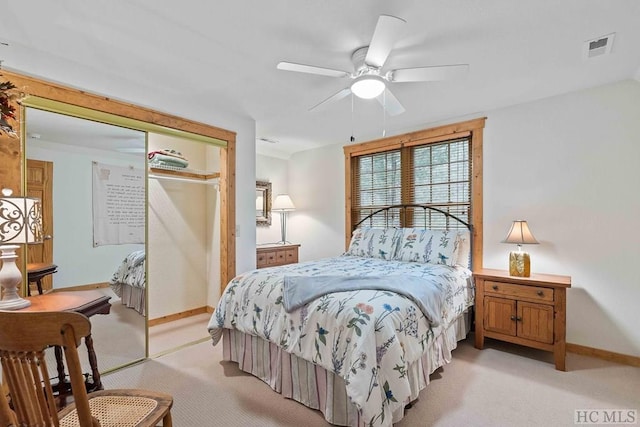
xmin=277 ymin=61 xmax=350 ymax=78
xmin=376 ymin=88 xmax=405 ymax=116
xmin=365 ymin=15 xmax=406 ymax=68
xmin=309 ymin=87 xmax=352 ymax=111
xmin=390 ymin=64 xmax=470 ymax=82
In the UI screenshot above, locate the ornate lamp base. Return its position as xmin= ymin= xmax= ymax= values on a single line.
xmin=509 ymin=251 xmax=531 ymax=277
xmin=0 ymin=244 xmax=32 ymax=310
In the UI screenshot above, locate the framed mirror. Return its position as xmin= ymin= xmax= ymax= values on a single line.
xmin=256 ymin=180 xmax=271 ymax=226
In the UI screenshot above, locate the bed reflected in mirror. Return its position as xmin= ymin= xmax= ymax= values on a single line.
xmin=25 ymin=107 xmax=147 ymax=372
xmin=256 ymin=180 xmax=271 ymax=226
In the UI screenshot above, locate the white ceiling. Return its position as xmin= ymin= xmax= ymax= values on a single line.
xmin=2 ymin=1 xmax=639 ymax=158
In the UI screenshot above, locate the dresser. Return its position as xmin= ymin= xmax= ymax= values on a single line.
xmin=256 ymin=243 xmax=300 ymax=268
xmin=473 ymin=268 xmax=571 ymax=371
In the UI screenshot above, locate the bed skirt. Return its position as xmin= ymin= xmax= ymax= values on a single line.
xmin=222 ymin=311 xmax=470 ymax=426
xmin=111 ymin=283 xmax=146 ymax=316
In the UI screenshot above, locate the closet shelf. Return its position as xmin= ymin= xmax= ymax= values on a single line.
xmin=149 ymin=166 xmax=220 ymax=183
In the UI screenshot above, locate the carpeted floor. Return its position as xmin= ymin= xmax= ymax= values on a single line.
xmin=101 ymin=324 xmax=640 ymax=427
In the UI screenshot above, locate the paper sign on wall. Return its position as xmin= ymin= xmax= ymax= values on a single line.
xmin=92 ymin=162 xmax=145 ymax=246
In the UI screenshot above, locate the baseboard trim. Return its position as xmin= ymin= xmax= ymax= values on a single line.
xmin=567 ymin=342 xmax=640 ymax=367
xmin=148 ymin=306 xmax=209 ymax=327
xmin=50 ymin=282 xmax=110 ymax=292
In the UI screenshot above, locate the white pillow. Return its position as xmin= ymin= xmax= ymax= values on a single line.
xmin=345 ymin=227 xmax=401 ymax=261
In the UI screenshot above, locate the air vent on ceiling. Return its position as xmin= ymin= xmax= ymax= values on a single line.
xmin=583 ymin=33 xmax=615 ymax=59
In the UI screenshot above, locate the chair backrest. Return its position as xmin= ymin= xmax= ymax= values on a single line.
xmin=0 ymin=311 xmax=95 ymax=426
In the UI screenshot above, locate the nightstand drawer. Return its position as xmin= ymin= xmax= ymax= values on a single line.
xmin=256 ymin=244 xmax=300 ymax=269
xmin=484 ymin=281 xmax=554 ymax=302
xmin=285 ymin=248 xmax=298 ymax=263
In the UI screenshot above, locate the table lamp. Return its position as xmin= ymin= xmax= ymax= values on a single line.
xmin=272 ymin=194 xmax=295 ymax=244
xmin=0 ymin=189 xmax=43 ymax=309
xmin=502 ymin=220 xmax=538 ymax=277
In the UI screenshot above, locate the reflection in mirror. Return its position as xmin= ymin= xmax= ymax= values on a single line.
xmin=256 ymin=180 xmax=271 ymax=226
xmin=25 ymin=107 xmax=147 ymax=372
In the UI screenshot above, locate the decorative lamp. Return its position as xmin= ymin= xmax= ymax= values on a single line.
xmin=502 ymin=220 xmax=538 ymax=277
xmin=350 ymin=75 xmax=386 ymax=99
xmin=0 ymin=189 xmax=43 ymax=309
xmin=272 ymin=194 xmax=295 ymax=244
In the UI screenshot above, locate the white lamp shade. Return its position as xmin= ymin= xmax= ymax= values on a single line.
xmin=256 ymin=195 xmax=264 ymax=210
xmin=502 ymin=220 xmax=538 ymax=245
xmin=351 ymin=75 xmax=386 ymax=99
xmin=272 ymin=194 xmax=295 ymax=211
xmin=0 ymin=193 xmax=43 ymax=244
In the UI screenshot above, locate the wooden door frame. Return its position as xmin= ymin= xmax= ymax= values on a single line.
xmin=0 ymin=70 xmax=236 ymax=296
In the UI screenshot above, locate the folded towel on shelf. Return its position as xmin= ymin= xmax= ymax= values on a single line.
xmin=148 ymin=152 xmax=189 ymax=168
xmin=148 ymin=149 xmax=188 ymax=161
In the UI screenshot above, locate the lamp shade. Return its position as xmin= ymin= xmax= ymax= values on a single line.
xmin=0 ymin=189 xmax=43 ymax=244
xmin=502 ymin=220 xmax=538 ymax=245
xmin=272 ymin=194 xmax=295 ymax=212
xmin=350 ymin=75 xmax=386 ymax=99
xmin=256 ymin=195 xmax=264 ymax=210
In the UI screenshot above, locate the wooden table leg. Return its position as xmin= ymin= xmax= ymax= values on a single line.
xmin=54 ymin=346 xmax=67 ymax=387
xmin=52 ymin=345 xmax=72 ymax=407
xmin=85 ymin=334 xmax=103 ymax=391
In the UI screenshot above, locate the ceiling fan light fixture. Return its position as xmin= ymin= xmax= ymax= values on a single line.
xmin=350 ymin=75 xmax=386 ymax=99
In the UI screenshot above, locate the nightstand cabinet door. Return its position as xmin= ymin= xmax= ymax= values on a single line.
xmin=484 ymin=297 xmax=516 ymax=336
xmin=517 ymin=301 xmax=553 ymax=344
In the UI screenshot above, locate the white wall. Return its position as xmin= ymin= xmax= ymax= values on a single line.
xmin=28 ymin=140 xmax=145 ymax=288
xmin=287 ymin=79 xmax=640 ymax=357
xmin=483 ymin=79 xmax=640 ymax=357
xmin=288 ymin=144 xmax=346 ymax=262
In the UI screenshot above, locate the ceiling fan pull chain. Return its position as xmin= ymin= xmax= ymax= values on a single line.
xmin=350 ymin=93 xmax=355 ymax=142
xmin=382 ymin=91 xmax=387 ymax=137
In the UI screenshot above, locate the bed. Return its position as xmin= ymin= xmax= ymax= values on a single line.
xmin=208 ymin=205 xmax=474 ymax=426
xmin=109 ymin=249 xmax=146 ymax=316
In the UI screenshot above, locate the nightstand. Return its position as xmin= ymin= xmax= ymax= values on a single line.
xmin=473 ymin=268 xmax=571 ymax=371
xmin=256 ymin=243 xmax=300 ymax=269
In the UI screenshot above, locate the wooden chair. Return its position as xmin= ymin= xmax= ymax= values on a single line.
xmin=0 ymin=311 xmax=172 ymax=427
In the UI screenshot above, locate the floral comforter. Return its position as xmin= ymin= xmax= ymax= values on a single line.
xmin=109 ymin=250 xmax=146 ymax=289
xmin=208 ymin=255 xmax=473 ymax=426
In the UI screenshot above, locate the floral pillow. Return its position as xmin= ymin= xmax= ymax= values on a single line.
xmin=345 ymin=227 xmax=401 ymax=260
xmin=394 ymin=228 xmax=460 ymax=266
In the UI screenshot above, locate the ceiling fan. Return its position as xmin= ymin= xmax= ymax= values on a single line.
xmin=277 ymin=15 xmax=469 ymax=116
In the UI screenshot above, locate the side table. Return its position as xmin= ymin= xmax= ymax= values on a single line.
xmin=21 ymin=290 xmax=111 ymax=405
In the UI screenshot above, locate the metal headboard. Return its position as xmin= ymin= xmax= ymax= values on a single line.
xmin=353 ymin=204 xmax=471 ymax=231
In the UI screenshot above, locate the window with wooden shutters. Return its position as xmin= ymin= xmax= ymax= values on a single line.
xmin=408 ymin=137 xmax=470 ymax=230
xmin=351 ymin=138 xmax=469 ymax=229
xmin=352 ymin=150 xmax=402 ymax=227
xmin=344 ymin=118 xmax=485 ymax=269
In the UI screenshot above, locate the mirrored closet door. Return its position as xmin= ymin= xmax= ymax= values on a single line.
xmin=25 ymin=107 xmax=147 ymax=372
